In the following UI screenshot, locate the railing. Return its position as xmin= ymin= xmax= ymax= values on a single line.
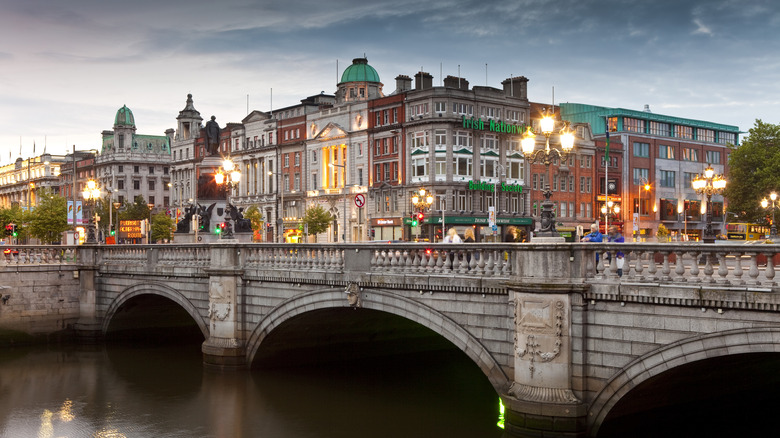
xmin=4 ymin=242 xmax=780 ymax=290
xmin=0 ymin=245 xmax=80 ymax=266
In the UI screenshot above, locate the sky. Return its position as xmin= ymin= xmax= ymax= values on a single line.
xmin=1 ymin=0 xmax=779 ymax=165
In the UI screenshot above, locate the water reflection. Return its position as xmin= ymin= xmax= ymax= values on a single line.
xmin=0 ymin=344 xmax=502 ymax=438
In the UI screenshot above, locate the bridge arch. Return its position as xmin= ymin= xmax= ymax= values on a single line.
xmin=246 ymin=288 xmax=510 ymax=393
xmin=588 ymin=327 xmax=780 ymax=436
xmin=101 ymin=282 xmax=210 ymax=339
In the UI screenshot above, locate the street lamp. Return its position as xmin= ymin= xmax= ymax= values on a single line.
xmin=691 ymin=164 xmax=726 ymax=243
xmin=329 ymin=162 xmax=348 ymax=242
xmin=635 ymin=178 xmax=651 ymax=242
xmin=147 ymin=203 xmax=154 ymax=243
xmin=760 ymin=192 xmax=778 ymax=238
xmin=215 ymin=158 xmax=241 ymax=239
xmin=411 ymin=187 xmax=434 ymax=241
xmin=81 ymin=179 xmax=101 ymax=244
xmin=520 ymin=108 xmax=575 ymax=237
xmin=601 ymin=200 xmax=620 ymax=223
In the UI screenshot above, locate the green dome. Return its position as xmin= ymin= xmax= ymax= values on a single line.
xmin=114 ymin=105 xmax=135 ymax=127
xmin=340 ymin=57 xmax=380 ymax=83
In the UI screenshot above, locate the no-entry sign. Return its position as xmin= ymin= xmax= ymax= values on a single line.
xmin=354 ymin=193 xmax=366 ymax=208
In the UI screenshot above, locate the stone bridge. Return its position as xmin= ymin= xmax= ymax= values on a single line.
xmin=3 ymin=241 xmax=780 ymax=437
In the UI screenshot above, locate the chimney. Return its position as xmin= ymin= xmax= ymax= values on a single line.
xmin=502 ymin=76 xmax=528 ymax=99
xmin=443 ymin=75 xmax=469 ymax=90
xmin=394 ymin=75 xmax=412 ymax=93
xmin=643 ymin=104 xmax=652 ymax=113
xmin=415 ymin=71 xmax=434 ymax=90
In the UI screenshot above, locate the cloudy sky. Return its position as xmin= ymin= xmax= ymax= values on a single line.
xmin=1 ymin=0 xmax=778 ymax=164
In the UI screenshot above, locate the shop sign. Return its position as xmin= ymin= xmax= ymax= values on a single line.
xmin=118 ymin=220 xmax=142 ymax=239
xmin=468 ymin=180 xmax=523 ymax=193
xmin=462 ymin=116 xmax=526 ymax=134
xmin=371 ymin=218 xmax=401 ymax=226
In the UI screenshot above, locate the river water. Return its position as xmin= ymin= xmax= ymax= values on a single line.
xmin=0 ymin=341 xmax=504 ymax=438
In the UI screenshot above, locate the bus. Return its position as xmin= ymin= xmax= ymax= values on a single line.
xmin=726 ymin=223 xmax=769 ymax=241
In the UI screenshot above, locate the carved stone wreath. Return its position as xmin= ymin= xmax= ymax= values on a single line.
xmin=514 ymin=299 xmax=564 ymax=378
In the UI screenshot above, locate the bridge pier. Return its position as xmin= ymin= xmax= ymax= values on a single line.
xmin=201 ymin=242 xmax=246 ymax=369
xmin=502 ymin=246 xmax=589 ymax=437
xmin=73 ymin=247 xmax=104 ymax=342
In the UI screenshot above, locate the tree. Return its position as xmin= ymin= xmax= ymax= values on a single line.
xmin=27 ymin=191 xmax=69 ymax=244
xmin=151 ymin=212 xmax=174 ymax=243
xmin=243 ymin=205 xmax=264 ymax=241
xmin=0 ymin=204 xmax=28 ymax=241
xmin=118 ymin=195 xmax=153 ymax=222
xmin=301 ymin=205 xmax=334 ymax=241
xmin=724 ymin=120 xmax=780 ymax=223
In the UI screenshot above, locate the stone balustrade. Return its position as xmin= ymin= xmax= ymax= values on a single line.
xmin=3 ymin=242 xmax=779 ymax=291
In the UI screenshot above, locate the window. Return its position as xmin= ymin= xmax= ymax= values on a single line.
xmin=683 ymin=172 xmax=696 ymax=188
xmin=384 ymin=163 xmax=390 ymax=181
xmin=149 ymin=196 xmax=155 ymax=205
xmin=413 ymin=157 xmax=428 ymax=177
xmin=375 ymin=164 xmax=382 ymax=182
xmin=295 ymin=153 xmax=300 ymax=166
xmin=312 ymin=173 xmax=318 ymax=190
xmin=481 ymin=158 xmax=496 ymax=178
xmin=358 ymin=168 xmax=363 ymax=186
xmin=633 ymin=142 xmax=650 ymax=157
xmin=580 ymin=176 xmax=592 ymax=193
xmin=284 ymin=155 xmax=289 ymax=167
xmin=118 ymin=179 xmax=124 ymax=190
xmin=675 ymin=125 xmax=693 ymax=139
xmin=294 ymin=173 xmax=300 ymax=191
xmin=412 ymin=131 xmax=428 ymax=148
xmin=659 ymin=145 xmax=674 ymax=159
xmin=705 ymin=150 xmax=721 ymax=164
xmin=682 ymin=148 xmax=699 ymax=162
xmin=435 ymin=130 xmax=447 ymax=148
xmin=507 ymin=159 xmax=523 ymax=180
xmin=633 ymin=168 xmax=649 ymax=184
xmin=698 ymin=129 xmax=715 ymax=142
xmin=482 ymin=134 xmax=497 ymax=150
xmin=434 ymin=102 xmax=446 ymax=113
xmin=455 ymin=155 xmax=472 ymax=176
xmin=624 ymin=117 xmax=645 ymax=133
xmin=718 ymin=132 xmax=736 ymax=145
xmin=660 ymin=170 xmax=676 ymax=188
xmin=375 ymin=139 xmax=382 ymax=156
xmin=133 ymin=180 xmax=140 ymax=190
xmin=148 ymin=180 xmax=155 ymax=191
xmin=649 ymin=121 xmax=671 ymax=136
xmin=163 ymin=167 xmax=169 ymax=175
xmin=533 ymin=174 xmax=538 ymax=190
xmin=435 ymin=154 xmax=447 ymax=176
xmin=454 ymin=131 xmax=472 ymax=148
xmin=134 ymin=166 xmax=139 ymax=173
xmin=149 ymin=166 xmax=155 ymax=174
xmin=569 ymin=175 xmax=575 ymax=192
xmin=312 ymin=150 xmax=317 ymax=162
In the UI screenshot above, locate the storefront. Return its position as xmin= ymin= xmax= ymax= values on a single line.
xmin=404 ymin=215 xmax=535 ymax=243
xmin=369 ymin=217 xmax=404 ymax=241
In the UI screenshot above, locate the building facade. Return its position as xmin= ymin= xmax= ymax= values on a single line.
xmin=562 ymin=103 xmax=740 ymax=241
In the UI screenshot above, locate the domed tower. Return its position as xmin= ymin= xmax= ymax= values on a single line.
xmin=112 ymin=105 xmax=137 ymax=150
xmin=176 ymin=93 xmax=203 ymax=141
xmin=335 ymin=57 xmax=383 ymax=104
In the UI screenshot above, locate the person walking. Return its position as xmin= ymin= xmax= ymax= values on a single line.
xmin=444 ymin=227 xmax=462 ymax=243
xmin=582 ymin=223 xmax=603 ymax=264
xmin=463 ymin=228 xmax=475 ymax=243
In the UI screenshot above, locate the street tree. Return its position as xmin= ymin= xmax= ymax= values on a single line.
xmin=243 ymin=205 xmax=264 ymax=241
xmin=0 ymin=204 xmax=28 ymax=241
xmin=27 ymin=191 xmax=69 ymax=244
xmin=724 ymin=120 xmax=780 ymax=223
xmin=151 ymin=212 xmax=174 ymax=243
xmin=117 ymin=195 xmax=153 ymax=222
xmin=301 ymin=205 xmax=334 ymax=241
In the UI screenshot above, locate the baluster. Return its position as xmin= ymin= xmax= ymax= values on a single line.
xmin=716 ymin=254 xmax=729 ymax=284
xmin=730 ymin=251 xmax=744 ymax=285
xmin=632 ymin=249 xmax=644 ymax=281
xmin=746 ymin=252 xmax=760 ymax=285
xmin=674 ymin=250 xmax=686 ymax=281
xmin=702 ymin=251 xmax=715 ymax=283
xmin=764 ymin=251 xmax=776 ymax=286
xmin=500 ymin=248 xmax=510 ymax=276
xmin=646 ymin=251 xmax=658 ymax=281
xmin=485 ymin=250 xmax=495 ymax=274
xmin=660 ymin=251 xmax=672 ymax=281
xmin=475 ymin=249 xmax=486 ymax=275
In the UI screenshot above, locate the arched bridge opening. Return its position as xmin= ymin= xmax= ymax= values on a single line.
xmin=598 ymin=352 xmax=780 ymax=437
xmin=103 ymin=288 xmax=206 ymax=346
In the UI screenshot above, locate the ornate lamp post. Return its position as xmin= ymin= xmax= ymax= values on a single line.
xmin=520 ymin=108 xmax=575 ymax=237
xmin=215 ymin=158 xmax=241 ymax=239
xmin=601 ymin=200 xmax=621 ymax=224
xmin=81 ymin=179 xmax=101 ymax=244
xmin=760 ymin=192 xmax=778 ymax=238
xmin=691 ymin=164 xmax=726 ymax=243
xmin=411 ymin=187 xmax=434 ymax=241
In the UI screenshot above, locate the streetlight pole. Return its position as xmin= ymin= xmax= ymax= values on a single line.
xmin=692 ymin=164 xmax=727 ymax=244
xmin=411 ymin=188 xmax=433 ymax=241
xmin=268 ymin=170 xmax=285 ymax=242
xmin=520 ymin=108 xmax=575 ymax=238
xmin=760 ymin=192 xmax=778 ymax=238
xmin=82 ymin=179 xmax=101 ymax=244
xmin=216 ymin=158 xmax=241 ymax=239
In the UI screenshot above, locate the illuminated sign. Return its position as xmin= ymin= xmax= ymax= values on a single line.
xmin=118 ymin=220 xmax=143 ymax=239
xmin=462 ymin=116 xmax=526 ymax=134
xmin=468 ymin=180 xmax=523 ymax=193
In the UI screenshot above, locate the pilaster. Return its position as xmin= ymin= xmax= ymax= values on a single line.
xmin=202 ymin=242 xmax=246 ymax=369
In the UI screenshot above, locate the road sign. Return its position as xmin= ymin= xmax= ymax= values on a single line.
xmin=355 ymin=193 xmax=366 ymax=208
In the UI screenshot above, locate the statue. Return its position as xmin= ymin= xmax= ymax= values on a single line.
xmin=225 ymin=203 xmax=252 ymax=233
xmin=175 ymin=204 xmax=195 ymax=233
xmin=205 ymin=115 xmax=220 ymax=156
xmin=197 ymin=203 xmax=216 ymax=232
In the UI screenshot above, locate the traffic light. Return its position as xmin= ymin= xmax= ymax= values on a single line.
xmin=215 ymin=222 xmax=226 ymax=234
xmin=4 ymin=224 xmax=12 ymax=237
xmin=110 ymin=225 xmax=115 ymax=236
xmin=417 ymin=212 xmax=424 ymax=222
xmin=411 ymin=213 xmax=418 ymax=227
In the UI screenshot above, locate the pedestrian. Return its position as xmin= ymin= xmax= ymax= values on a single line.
xmin=581 ymin=223 xmax=603 ymax=243
xmin=503 ymin=226 xmax=517 ymax=243
xmin=607 ymin=225 xmax=625 ymax=277
xmin=463 ymin=228 xmax=475 ymax=243
xmin=444 ymin=227 xmax=462 ymax=243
